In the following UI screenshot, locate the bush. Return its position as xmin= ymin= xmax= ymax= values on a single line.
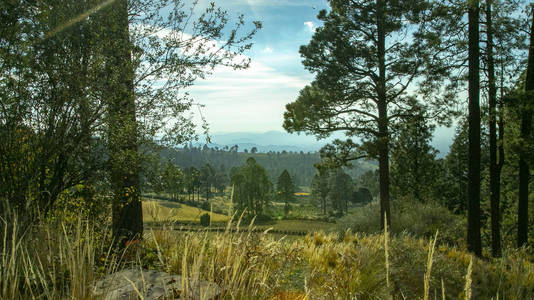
xmin=201 ymin=201 xmax=210 ymax=211
xmin=200 ymin=213 xmax=210 ymax=226
xmin=337 ymin=200 xmax=465 ymax=245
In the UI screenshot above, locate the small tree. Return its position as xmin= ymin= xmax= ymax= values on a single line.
xmin=200 ymin=163 xmax=215 ymax=201
xmin=231 ymin=158 xmax=272 ymax=218
xmin=327 ymin=168 xmax=353 ymax=216
xmin=277 ymin=169 xmax=295 ymax=216
xmin=312 ymin=172 xmax=330 ymax=215
xmin=200 ymin=213 xmax=210 ymax=227
xmin=352 ymin=187 xmax=373 ymax=205
xmin=163 ymin=162 xmax=183 ymax=201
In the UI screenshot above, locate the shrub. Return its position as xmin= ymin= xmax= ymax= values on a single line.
xmin=337 ymin=200 xmax=465 ymax=245
xmin=200 ymin=213 xmax=210 ymax=227
xmin=200 ymin=201 xmax=210 ymax=211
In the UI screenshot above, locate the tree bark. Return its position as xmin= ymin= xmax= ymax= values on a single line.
xmin=518 ymin=8 xmax=534 ymax=248
xmin=467 ymin=0 xmax=482 ymax=256
xmin=107 ymin=0 xmax=143 ymax=246
xmin=485 ymin=0 xmax=501 ymax=257
xmin=377 ymin=0 xmax=391 ymax=228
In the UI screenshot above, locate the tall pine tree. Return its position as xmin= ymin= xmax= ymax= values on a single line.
xmin=284 ymin=0 xmax=437 ymax=227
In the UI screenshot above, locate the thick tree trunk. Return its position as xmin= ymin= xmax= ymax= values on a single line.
xmin=377 ymin=0 xmax=391 ymax=228
xmin=467 ymin=0 xmax=482 ymax=256
xmin=486 ymin=0 xmax=501 ymax=257
xmin=107 ymin=0 xmax=143 ymax=246
xmin=518 ymin=9 xmax=534 ymax=247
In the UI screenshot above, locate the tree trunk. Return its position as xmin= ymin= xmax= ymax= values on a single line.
xmin=486 ymin=0 xmax=501 ymax=257
xmin=377 ymin=0 xmax=391 ymax=228
xmin=518 ymin=8 xmax=534 ymax=247
xmin=467 ymin=0 xmax=482 ymax=256
xmin=107 ymin=0 xmax=143 ymax=246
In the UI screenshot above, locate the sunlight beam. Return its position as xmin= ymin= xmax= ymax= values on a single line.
xmin=44 ymin=0 xmax=117 ymax=39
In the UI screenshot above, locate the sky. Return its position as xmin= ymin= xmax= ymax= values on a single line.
xmin=187 ymin=0 xmax=329 ymax=133
xmin=183 ymin=0 xmax=455 ymax=154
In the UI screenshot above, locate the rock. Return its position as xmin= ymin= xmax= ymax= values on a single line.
xmin=93 ymin=268 xmax=219 ymax=300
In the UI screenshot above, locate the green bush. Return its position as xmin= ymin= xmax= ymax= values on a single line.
xmin=337 ymin=200 xmax=465 ymax=245
xmin=200 ymin=213 xmax=210 ymax=227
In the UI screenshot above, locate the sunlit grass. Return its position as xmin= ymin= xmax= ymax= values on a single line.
xmin=142 ymin=200 xmax=230 ymax=223
xmin=2 ymin=212 xmax=534 ymax=299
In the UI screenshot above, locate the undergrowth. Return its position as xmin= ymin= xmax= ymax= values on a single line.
xmin=1 ymin=214 xmax=533 ymax=299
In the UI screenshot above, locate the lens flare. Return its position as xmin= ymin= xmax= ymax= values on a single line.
xmin=44 ymin=0 xmax=117 ymax=39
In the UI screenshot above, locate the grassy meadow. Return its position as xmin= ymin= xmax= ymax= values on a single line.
xmin=2 ymin=212 xmax=534 ymax=299
xmin=142 ymin=199 xmax=230 ymax=223
xmin=1 ymin=189 xmax=531 ymax=299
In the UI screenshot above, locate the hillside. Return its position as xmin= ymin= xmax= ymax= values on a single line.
xmin=143 ymin=200 xmax=230 ymax=223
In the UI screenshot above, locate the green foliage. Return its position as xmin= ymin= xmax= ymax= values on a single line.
xmin=327 ymin=168 xmax=353 ymax=216
xmin=358 ymin=169 xmax=380 ymax=198
xmin=390 ymin=106 xmax=441 ymax=203
xmin=311 ymin=172 xmax=329 ymax=215
xmin=230 ymin=157 xmax=272 ymax=218
xmin=163 ymin=144 xmax=374 ymax=187
xmin=352 ymin=187 xmax=373 ymax=205
xmin=311 ymin=168 xmax=355 ymax=217
xmin=0 ymin=0 xmax=109 ymax=220
xmin=337 ymin=200 xmax=465 ymax=245
xmin=0 ymin=0 xmax=260 ymax=227
xmin=200 ymin=213 xmax=210 ymax=227
xmin=276 ymin=169 xmax=295 ymax=216
xmin=199 ymin=163 xmax=215 ymax=201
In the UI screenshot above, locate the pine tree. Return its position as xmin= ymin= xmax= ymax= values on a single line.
xmin=231 ymin=158 xmax=272 ymax=217
xmin=467 ymin=0 xmax=482 ymax=256
xmin=518 ymin=6 xmax=534 ymax=247
xmin=312 ymin=172 xmax=330 ymax=215
xmin=284 ymin=0 xmax=437 ymax=227
xmin=390 ymin=107 xmax=439 ymax=203
xmin=277 ymin=169 xmax=295 ymax=216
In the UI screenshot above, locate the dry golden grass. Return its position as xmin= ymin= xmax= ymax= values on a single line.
xmin=2 ymin=214 xmax=534 ymax=299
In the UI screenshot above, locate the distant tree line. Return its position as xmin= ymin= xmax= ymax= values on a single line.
xmin=158 ymin=144 xmax=375 ymax=188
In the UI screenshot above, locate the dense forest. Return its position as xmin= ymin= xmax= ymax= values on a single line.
xmin=155 ymin=144 xmax=376 ymax=187
xmin=1 ymin=0 xmax=534 ymax=298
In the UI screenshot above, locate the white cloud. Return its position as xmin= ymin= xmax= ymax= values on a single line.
xmin=131 ymin=24 xmax=312 ymax=133
xmin=304 ymin=21 xmax=315 ymax=32
xmin=263 ymin=46 xmax=274 ymax=53
xmin=188 ymin=60 xmax=312 ymax=132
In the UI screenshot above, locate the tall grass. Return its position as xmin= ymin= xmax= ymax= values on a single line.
xmin=0 ymin=215 xmax=113 ymax=299
xmin=143 ymin=218 xmax=296 ymax=298
xmin=1 ymin=211 xmax=534 ymax=299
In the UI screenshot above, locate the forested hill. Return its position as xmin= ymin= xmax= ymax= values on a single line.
xmin=160 ymin=146 xmax=377 ymax=187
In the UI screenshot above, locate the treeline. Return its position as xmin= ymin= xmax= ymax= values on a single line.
xmin=157 ymin=145 xmax=376 ymax=187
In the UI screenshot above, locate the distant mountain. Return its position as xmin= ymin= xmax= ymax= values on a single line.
xmin=193 ymin=129 xmax=454 ymax=156
xmin=196 ymin=130 xmax=341 ymax=153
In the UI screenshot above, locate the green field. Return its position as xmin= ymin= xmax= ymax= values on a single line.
xmin=142 ymin=199 xmax=230 ymax=223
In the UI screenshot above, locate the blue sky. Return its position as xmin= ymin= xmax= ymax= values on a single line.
xmin=185 ymin=0 xmax=454 ymax=154
xmin=188 ymin=0 xmax=329 ymax=133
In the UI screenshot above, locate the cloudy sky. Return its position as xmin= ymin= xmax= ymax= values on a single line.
xmin=182 ymin=0 xmax=454 ymax=154
xmin=187 ymin=0 xmax=329 ymax=133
